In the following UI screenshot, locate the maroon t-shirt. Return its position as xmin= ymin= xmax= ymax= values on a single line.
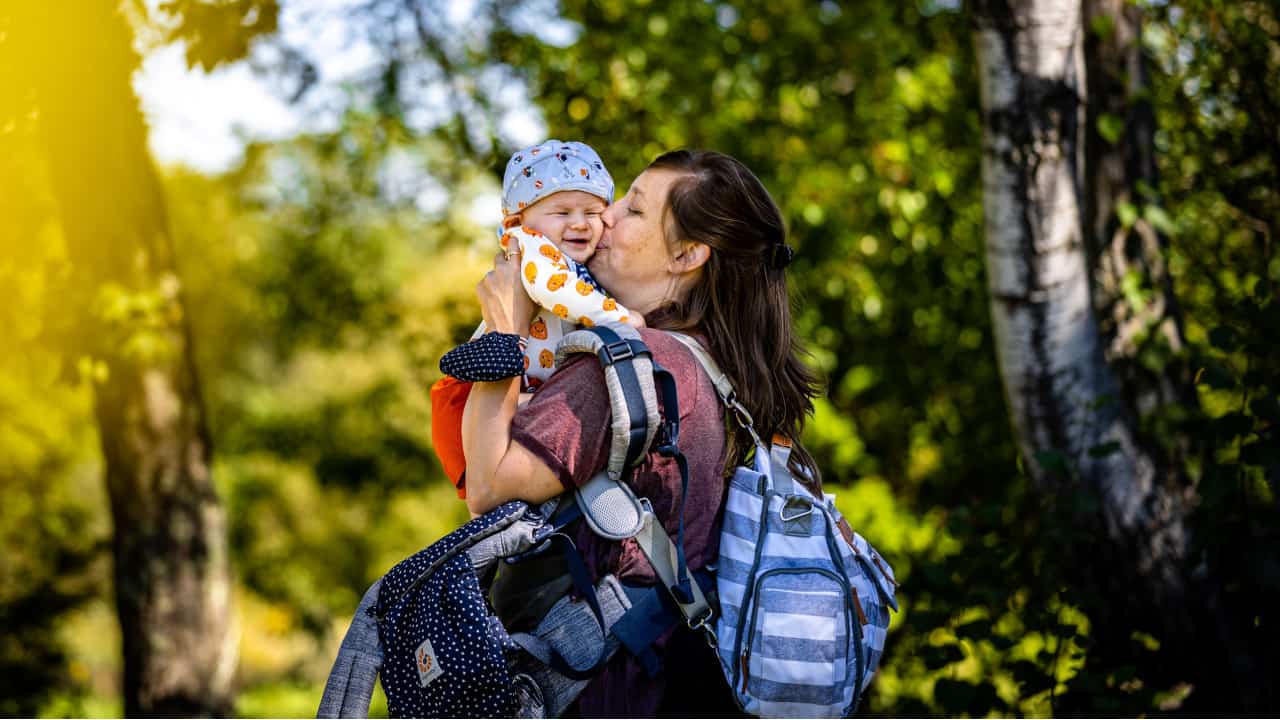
xmin=510 ymin=329 xmax=734 ymax=717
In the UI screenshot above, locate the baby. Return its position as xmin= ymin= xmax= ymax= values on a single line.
xmin=430 ymin=140 xmax=636 ymax=496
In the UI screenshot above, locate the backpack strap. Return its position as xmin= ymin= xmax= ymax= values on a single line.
xmin=665 ymin=332 xmax=765 ymax=450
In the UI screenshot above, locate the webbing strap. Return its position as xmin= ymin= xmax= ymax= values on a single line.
xmin=666 ymin=332 xmax=765 ymax=449
xmin=650 ymin=361 xmax=693 ymax=604
xmin=532 ymin=534 xmax=612 ymax=680
xmin=634 ymin=509 xmax=713 ymax=636
xmin=613 ymin=571 xmax=717 ymax=677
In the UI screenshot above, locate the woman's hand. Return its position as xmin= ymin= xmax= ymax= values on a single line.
xmin=478 ymin=248 xmax=537 ymax=335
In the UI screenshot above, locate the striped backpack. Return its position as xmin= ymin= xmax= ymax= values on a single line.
xmin=667 ymin=334 xmax=900 ymax=717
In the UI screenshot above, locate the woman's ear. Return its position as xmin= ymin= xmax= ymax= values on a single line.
xmin=671 ymin=242 xmax=711 ymax=273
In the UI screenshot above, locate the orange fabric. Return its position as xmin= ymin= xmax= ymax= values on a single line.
xmin=430 ymin=376 xmax=473 ymax=498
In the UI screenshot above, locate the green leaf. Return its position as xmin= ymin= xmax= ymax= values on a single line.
xmin=1116 ymin=201 xmax=1139 ymax=228
xmin=1097 ymin=113 xmax=1124 ymax=144
xmin=1143 ymin=205 xmax=1177 ymax=236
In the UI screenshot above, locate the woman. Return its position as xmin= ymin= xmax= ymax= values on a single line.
xmin=462 ymin=150 xmax=822 ymax=717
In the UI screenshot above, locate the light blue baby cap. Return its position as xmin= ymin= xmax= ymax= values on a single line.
xmin=501 ymin=140 xmax=615 ymax=218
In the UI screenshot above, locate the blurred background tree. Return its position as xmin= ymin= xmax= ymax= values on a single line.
xmin=4 ymin=3 xmax=235 ymax=715
xmin=1 ymin=0 xmax=1276 ymax=716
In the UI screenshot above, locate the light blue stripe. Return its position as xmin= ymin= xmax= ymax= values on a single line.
xmin=721 ymin=509 xmax=760 ymax=541
xmin=756 ymin=699 xmax=843 ymax=718
xmin=758 ymin=585 xmax=843 ymax=617
xmin=748 ymin=676 xmax=839 ymax=705
xmin=757 ymin=634 xmax=838 ymax=663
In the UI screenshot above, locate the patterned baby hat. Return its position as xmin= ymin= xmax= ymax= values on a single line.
xmin=501 ymin=140 xmax=615 ymax=218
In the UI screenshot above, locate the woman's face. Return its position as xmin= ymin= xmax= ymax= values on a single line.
xmin=590 ymin=167 xmax=690 ymax=313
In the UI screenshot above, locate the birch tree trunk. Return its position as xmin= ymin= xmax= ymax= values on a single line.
xmin=972 ymin=0 xmax=1273 ymax=708
xmin=21 ymin=4 xmax=237 ymax=715
xmin=972 ymin=0 xmax=1195 ymax=657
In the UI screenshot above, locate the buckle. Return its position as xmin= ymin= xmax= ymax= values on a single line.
xmin=780 ymin=495 xmax=814 ymax=522
xmin=725 ymin=393 xmax=765 ymax=448
xmin=655 ymin=420 xmax=679 ymax=457
xmin=687 ymin=607 xmax=718 ymax=648
xmin=603 ymin=339 xmax=634 ymax=364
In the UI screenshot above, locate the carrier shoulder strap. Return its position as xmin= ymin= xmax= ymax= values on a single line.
xmin=555 ymin=324 xmax=708 ymax=617
xmin=556 ymin=323 xmax=660 ymax=482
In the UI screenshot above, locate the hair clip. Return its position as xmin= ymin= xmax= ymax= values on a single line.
xmin=766 ymin=243 xmax=794 ymax=270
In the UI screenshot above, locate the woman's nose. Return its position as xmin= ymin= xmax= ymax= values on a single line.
xmin=601 ymin=205 xmax=616 ymax=228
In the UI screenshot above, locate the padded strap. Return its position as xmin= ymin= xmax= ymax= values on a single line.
xmin=556 ymin=325 xmax=660 ymax=481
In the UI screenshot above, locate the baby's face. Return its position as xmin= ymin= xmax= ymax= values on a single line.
xmin=517 ymin=191 xmax=608 ymax=264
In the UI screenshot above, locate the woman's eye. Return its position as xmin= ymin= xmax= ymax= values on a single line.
xmin=628 ymin=207 xmax=643 ymax=215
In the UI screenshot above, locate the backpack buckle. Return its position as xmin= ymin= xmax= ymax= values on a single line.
xmin=655 ymin=419 xmax=679 ymax=457
xmin=780 ymin=495 xmax=814 ymax=523
xmin=601 ymin=339 xmax=635 ymax=364
xmin=687 ymin=606 xmax=718 ymax=648
xmin=725 ymin=393 xmax=764 ymax=447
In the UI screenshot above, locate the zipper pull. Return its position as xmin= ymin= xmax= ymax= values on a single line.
xmin=740 ymin=650 xmax=750 ymax=692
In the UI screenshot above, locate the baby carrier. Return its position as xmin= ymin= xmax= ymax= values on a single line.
xmin=317 ymin=324 xmax=897 ymax=718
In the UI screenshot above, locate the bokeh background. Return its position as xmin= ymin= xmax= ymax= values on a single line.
xmin=1 ymin=0 xmax=1277 ymax=716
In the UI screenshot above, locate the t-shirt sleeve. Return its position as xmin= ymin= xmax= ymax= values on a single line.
xmin=509 ymin=354 xmax=612 ymax=492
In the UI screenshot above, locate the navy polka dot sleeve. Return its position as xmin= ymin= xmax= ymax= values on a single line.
xmin=439 ymin=332 xmax=527 ymax=382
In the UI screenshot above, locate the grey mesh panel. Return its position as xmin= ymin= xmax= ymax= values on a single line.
xmin=575 ymin=472 xmax=645 ymax=540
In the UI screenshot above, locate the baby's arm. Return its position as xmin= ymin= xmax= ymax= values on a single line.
xmin=510 ymin=226 xmax=636 ymax=327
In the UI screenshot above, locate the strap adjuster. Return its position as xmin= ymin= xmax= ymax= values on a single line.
xmin=602 ymin=339 xmax=635 ymax=364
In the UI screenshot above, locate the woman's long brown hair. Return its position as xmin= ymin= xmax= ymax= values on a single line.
xmin=644 ymin=149 xmax=824 ymax=490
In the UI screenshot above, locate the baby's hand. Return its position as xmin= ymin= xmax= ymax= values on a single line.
xmin=625 ymin=314 xmax=646 ymax=329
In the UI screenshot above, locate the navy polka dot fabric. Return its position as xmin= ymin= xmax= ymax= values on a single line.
xmin=376 ymin=501 xmax=528 ymax=717
xmin=439 ymin=332 xmax=526 ymax=382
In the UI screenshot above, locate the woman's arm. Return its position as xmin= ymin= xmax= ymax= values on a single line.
xmin=461 ymin=249 xmax=565 ymax=515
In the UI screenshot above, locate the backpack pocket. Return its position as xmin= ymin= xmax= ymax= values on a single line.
xmin=735 ymin=567 xmax=861 ymax=715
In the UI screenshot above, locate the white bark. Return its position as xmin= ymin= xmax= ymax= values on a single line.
xmin=974 ymin=0 xmax=1185 ymax=587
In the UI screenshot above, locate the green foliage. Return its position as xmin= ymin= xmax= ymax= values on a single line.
xmin=0 ymin=351 xmax=107 ymax=716
xmin=4 ymin=0 xmax=1279 ymax=715
xmin=1146 ymin=0 xmax=1280 ymax=698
